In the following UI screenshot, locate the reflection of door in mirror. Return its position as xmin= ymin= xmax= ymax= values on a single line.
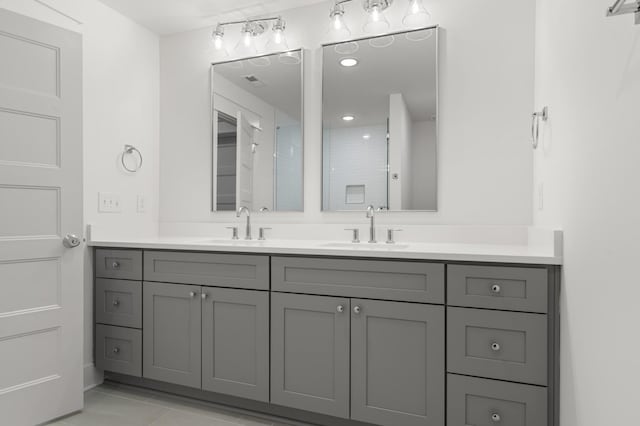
xmin=213 ymin=111 xmax=237 ymax=211
xmin=237 ymin=112 xmax=254 ymax=211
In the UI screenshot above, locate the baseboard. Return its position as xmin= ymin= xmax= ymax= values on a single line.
xmin=83 ymin=363 xmax=104 ymax=391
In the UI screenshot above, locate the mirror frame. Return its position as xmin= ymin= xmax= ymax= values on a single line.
xmin=210 ymin=48 xmax=305 ymax=213
xmin=320 ymin=26 xmax=439 ymax=213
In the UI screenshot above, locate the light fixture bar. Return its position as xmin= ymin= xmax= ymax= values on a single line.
xmin=606 ymin=0 xmax=640 ymax=24
xmin=217 ymin=16 xmax=282 ymax=28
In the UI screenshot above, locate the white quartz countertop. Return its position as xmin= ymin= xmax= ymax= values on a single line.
xmin=88 ymin=236 xmax=562 ymax=265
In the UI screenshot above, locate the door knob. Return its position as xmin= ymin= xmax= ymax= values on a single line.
xmin=63 ymin=234 xmax=81 ymax=248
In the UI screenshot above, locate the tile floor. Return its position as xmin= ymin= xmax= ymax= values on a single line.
xmin=46 ymin=382 xmax=301 ymax=426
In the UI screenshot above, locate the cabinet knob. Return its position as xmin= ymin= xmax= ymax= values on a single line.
xmin=112 ymin=299 xmax=120 ymax=307
xmin=491 ymin=413 xmax=501 ymax=422
xmin=491 ymin=283 xmax=501 ymax=294
xmin=113 ymin=347 xmax=120 ymax=354
xmin=337 ymin=305 xmax=344 ymax=313
xmin=112 ymin=261 xmax=120 ymax=269
xmin=189 ymin=291 xmax=196 ymax=298
xmin=353 ymin=305 xmax=361 ymax=314
xmin=491 ymin=342 xmax=501 ymax=352
xmin=201 ymin=293 xmax=208 ymax=300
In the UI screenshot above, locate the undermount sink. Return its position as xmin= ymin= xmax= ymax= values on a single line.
xmin=321 ymin=242 xmax=410 ymax=250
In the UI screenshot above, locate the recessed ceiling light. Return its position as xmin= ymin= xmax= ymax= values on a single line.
xmin=342 ymin=115 xmax=355 ymax=121
xmin=362 ymin=134 xmax=371 ymax=140
xmin=339 ymin=58 xmax=358 ymax=67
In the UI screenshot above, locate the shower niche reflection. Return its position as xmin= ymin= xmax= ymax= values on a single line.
xmin=322 ymin=27 xmax=438 ymax=211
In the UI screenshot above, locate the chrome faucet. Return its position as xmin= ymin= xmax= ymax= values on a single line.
xmin=236 ymin=206 xmax=252 ymax=240
xmin=366 ymin=205 xmax=376 ymax=243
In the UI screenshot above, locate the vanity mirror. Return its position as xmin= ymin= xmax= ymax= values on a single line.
xmin=211 ymin=50 xmax=303 ymax=212
xmin=322 ymin=27 xmax=438 ymax=211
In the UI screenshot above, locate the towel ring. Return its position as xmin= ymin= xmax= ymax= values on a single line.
xmin=121 ymin=144 xmax=143 ymax=172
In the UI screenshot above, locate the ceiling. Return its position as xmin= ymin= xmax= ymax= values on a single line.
xmin=98 ymin=0 xmax=326 ymax=35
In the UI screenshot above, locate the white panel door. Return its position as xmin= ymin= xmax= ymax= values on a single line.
xmin=0 ymin=8 xmax=83 ymax=426
xmin=236 ymin=112 xmax=254 ymax=210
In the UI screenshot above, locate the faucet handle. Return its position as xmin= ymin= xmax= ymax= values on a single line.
xmin=386 ymin=228 xmax=403 ymax=244
xmin=258 ymin=227 xmax=272 ymax=241
xmin=226 ymin=226 xmax=239 ymax=240
xmin=345 ymin=228 xmax=360 ymax=243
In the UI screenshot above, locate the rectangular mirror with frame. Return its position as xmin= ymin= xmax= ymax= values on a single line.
xmin=211 ymin=49 xmax=304 ymax=212
xmin=322 ymin=27 xmax=438 ymax=212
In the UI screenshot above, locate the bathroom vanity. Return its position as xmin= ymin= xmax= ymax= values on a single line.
xmin=92 ymin=240 xmax=560 ymax=426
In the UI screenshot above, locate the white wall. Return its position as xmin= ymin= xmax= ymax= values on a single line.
xmin=534 ymin=1 xmax=640 ymax=425
xmin=0 ymin=0 xmax=160 ymax=388
xmin=160 ymin=0 xmax=535 ymax=226
xmin=411 ymin=120 xmax=437 ymax=210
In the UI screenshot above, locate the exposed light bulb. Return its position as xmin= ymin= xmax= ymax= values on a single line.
xmin=214 ymin=36 xmax=223 ymax=50
xmin=403 ymin=0 xmax=431 ymax=28
xmin=267 ymin=17 xmax=289 ymax=51
xmin=243 ymin=31 xmax=252 ymax=47
xmin=333 ymin=15 xmax=343 ymax=30
xmin=371 ymin=7 xmax=380 ymax=22
xmin=274 ymin=30 xmax=282 ymax=44
xmin=411 ymin=0 xmax=420 ymax=14
xmin=363 ymin=0 xmax=390 ymax=34
xmin=212 ymin=24 xmax=225 ymax=51
xmin=328 ymin=2 xmax=351 ymax=39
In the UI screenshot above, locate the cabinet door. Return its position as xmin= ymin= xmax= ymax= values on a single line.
xmin=202 ymin=287 xmax=269 ymax=402
xmin=143 ymin=281 xmax=201 ymax=388
xmin=271 ymin=293 xmax=350 ymax=418
xmin=351 ymin=299 xmax=445 ymax=426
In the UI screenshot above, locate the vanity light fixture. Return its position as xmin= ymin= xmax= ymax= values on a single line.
xmin=212 ymin=16 xmax=288 ymax=57
xmin=329 ymin=1 xmax=352 ymax=38
xmin=342 ymin=115 xmax=356 ymax=121
xmin=339 ymin=57 xmax=359 ymax=67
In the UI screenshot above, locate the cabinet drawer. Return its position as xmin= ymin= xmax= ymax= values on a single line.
xmin=448 ymin=265 xmax=548 ymax=313
xmin=144 ymin=251 xmax=269 ymax=290
xmin=95 ymin=249 xmax=142 ymax=280
xmin=447 ymin=374 xmax=547 ymax=426
xmin=95 ymin=279 xmax=142 ymax=328
xmin=448 ymin=307 xmax=547 ymax=385
xmin=272 ymin=257 xmax=444 ymax=303
xmin=95 ymin=324 xmax=142 ymax=377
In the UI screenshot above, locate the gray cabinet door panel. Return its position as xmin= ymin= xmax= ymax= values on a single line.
xmin=272 ymin=257 xmax=444 ymax=303
xmin=144 ymin=251 xmax=269 ymax=289
xmin=351 ymin=300 xmax=445 ymax=426
xmin=95 ymin=279 xmax=142 ymax=328
xmin=202 ymin=287 xmax=269 ymax=402
xmin=143 ymin=281 xmax=202 ymax=388
xmin=448 ymin=265 xmax=548 ymax=313
xmin=448 ymin=308 xmax=547 ymax=385
xmin=95 ymin=324 xmax=142 ymax=377
xmin=271 ymin=293 xmax=350 ymax=418
xmin=447 ymin=374 xmax=547 ymax=426
xmin=96 ymin=249 xmax=142 ymax=280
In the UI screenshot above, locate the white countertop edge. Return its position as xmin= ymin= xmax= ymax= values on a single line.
xmin=87 ymin=238 xmax=563 ymax=265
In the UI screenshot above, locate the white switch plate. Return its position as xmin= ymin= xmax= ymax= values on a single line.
xmin=136 ymin=195 xmax=146 ymax=213
xmin=98 ymin=192 xmax=121 ymax=213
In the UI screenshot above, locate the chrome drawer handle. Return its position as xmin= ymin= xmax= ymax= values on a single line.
xmin=112 ymin=299 xmax=120 ymax=307
xmin=353 ymin=305 xmax=361 ymax=314
xmin=491 ymin=342 xmax=501 ymax=351
xmin=337 ymin=305 xmax=344 ymax=313
xmin=113 ymin=347 xmax=120 ymax=354
xmin=491 ymin=413 xmax=501 ymax=422
xmin=189 ymin=291 xmax=196 ymax=298
xmin=112 ymin=261 xmax=121 ymax=269
xmin=490 ymin=283 xmax=501 ymax=294
xmin=201 ymin=293 xmax=208 ymax=300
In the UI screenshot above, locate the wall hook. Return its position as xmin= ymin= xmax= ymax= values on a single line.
xmin=531 ymin=106 xmax=549 ymax=149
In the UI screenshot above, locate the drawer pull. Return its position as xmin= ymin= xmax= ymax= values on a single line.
xmin=491 ymin=413 xmax=501 ymax=422
xmin=490 ymin=283 xmax=501 ymax=294
xmin=189 ymin=291 xmax=196 ymax=298
xmin=337 ymin=305 xmax=345 ymax=313
xmin=491 ymin=342 xmax=501 ymax=352
xmin=112 ymin=261 xmax=120 ymax=269
xmin=201 ymin=293 xmax=208 ymax=300
xmin=353 ymin=305 xmax=361 ymax=314
xmin=112 ymin=299 xmax=120 ymax=307
xmin=112 ymin=347 xmax=120 ymax=354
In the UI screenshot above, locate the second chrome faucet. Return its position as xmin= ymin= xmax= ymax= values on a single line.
xmin=236 ymin=206 xmax=252 ymax=240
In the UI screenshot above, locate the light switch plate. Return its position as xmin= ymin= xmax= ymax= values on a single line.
xmin=99 ymin=192 xmax=121 ymax=213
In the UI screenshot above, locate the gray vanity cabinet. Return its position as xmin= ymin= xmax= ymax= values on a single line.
xmin=143 ymin=281 xmax=202 ymax=388
xmin=201 ymin=287 xmax=269 ymax=402
xmin=351 ymin=300 xmax=445 ymax=426
xmin=271 ymin=293 xmax=351 ymax=419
